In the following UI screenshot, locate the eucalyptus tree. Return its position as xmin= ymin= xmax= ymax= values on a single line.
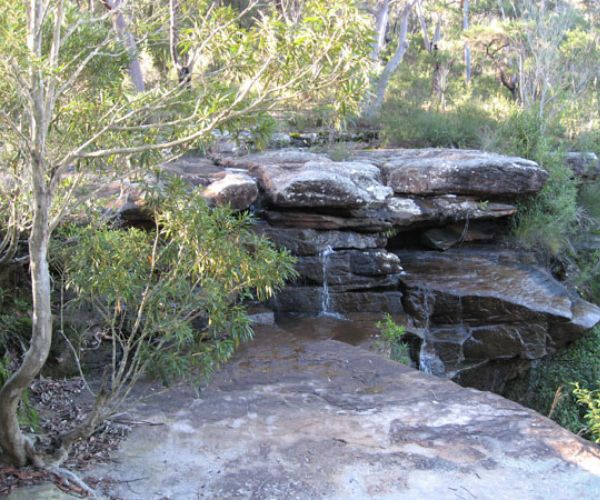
xmin=0 ymin=0 xmax=371 ymax=467
xmin=363 ymin=0 xmax=418 ymax=117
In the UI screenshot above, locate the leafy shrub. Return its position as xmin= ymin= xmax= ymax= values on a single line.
xmin=55 ymin=182 xmax=297 ymax=414
xmin=574 ymin=249 xmax=600 ymax=304
xmin=579 ymin=180 xmax=600 ymax=223
xmin=574 ymin=383 xmax=600 ymax=442
xmin=572 ymin=129 xmax=600 ymax=158
xmin=489 ymin=107 xmax=547 ymax=159
xmin=503 ymin=326 xmax=600 ymax=437
xmin=380 ymin=100 xmax=496 ymax=149
xmin=375 ymin=314 xmax=410 ymax=365
xmin=510 ymin=134 xmax=579 ymax=257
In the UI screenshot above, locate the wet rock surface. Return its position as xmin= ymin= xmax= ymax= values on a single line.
xmin=85 ymin=325 xmax=600 ymax=500
xmin=294 ymin=249 xmax=402 ymax=291
xmin=273 ymin=287 xmax=404 ymax=314
xmin=398 ymin=249 xmax=600 ymax=390
xmin=255 ymin=224 xmax=387 ymax=255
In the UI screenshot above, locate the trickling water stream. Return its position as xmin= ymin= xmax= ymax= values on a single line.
xmin=319 ymin=245 xmax=343 ymax=319
xmin=416 ymin=288 xmax=445 ymax=376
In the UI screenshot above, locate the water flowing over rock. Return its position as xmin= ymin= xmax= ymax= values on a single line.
xmin=318 ymin=246 xmax=337 ymax=317
xmin=294 ymin=249 xmax=402 ymax=291
xmin=397 ymin=249 xmax=600 ymax=391
xmin=255 ymin=224 xmax=387 ymax=255
xmin=86 ymin=147 xmax=600 ymax=391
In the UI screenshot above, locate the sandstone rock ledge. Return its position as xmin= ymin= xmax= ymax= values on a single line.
xmin=87 ymin=325 xmax=600 ymax=500
xmin=88 ymin=148 xmax=600 ymax=390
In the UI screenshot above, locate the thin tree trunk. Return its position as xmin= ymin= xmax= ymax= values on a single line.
xmin=0 ymin=0 xmax=55 ymax=467
xmin=463 ymin=0 xmax=471 ymax=84
xmin=0 ymin=166 xmax=52 ymax=467
xmin=365 ymin=0 xmax=416 ymax=117
xmin=371 ymin=0 xmax=390 ymax=62
xmin=102 ymin=0 xmax=145 ymax=92
xmin=415 ymin=0 xmax=430 ymax=51
xmin=169 ymin=0 xmax=192 ymax=84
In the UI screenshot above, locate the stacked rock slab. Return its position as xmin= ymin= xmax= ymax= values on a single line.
xmin=94 ymin=147 xmax=600 ymax=390
xmin=398 ymin=249 xmax=600 ymax=391
xmin=218 ymin=148 xmax=600 ymax=390
xmin=221 ymin=150 xmax=406 ymax=314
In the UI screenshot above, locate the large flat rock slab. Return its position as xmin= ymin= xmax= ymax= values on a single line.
xmin=90 ymin=325 xmax=600 ymax=499
xmin=251 ymin=160 xmax=392 ymax=209
xmin=352 ymin=148 xmax=548 ymax=197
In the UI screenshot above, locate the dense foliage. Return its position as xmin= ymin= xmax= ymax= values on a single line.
xmin=55 ymin=183 xmax=296 ymax=414
xmin=504 ymin=327 xmax=600 ymax=440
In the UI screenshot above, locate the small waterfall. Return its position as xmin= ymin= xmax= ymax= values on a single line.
xmin=319 ymin=246 xmax=342 ymax=318
xmin=417 ymin=288 xmax=444 ymax=376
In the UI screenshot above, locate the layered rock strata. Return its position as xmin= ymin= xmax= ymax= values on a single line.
xmin=93 ymin=147 xmax=600 ymax=390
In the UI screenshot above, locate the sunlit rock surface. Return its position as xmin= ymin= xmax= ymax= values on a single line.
xmin=351 ymin=148 xmax=548 ymax=197
xmin=251 ymin=160 xmax=393 ymax=209
xmin=85 ymin=324 xmax=600 ymax=500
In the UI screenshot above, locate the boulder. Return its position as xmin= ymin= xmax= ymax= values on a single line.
xmin=202 ymin=170 xmax=258 ymax=210
xmin=252 ymin=160 xmax=392 ymax=209
xmin=352 ymin=148 xmax=548 ymax=198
